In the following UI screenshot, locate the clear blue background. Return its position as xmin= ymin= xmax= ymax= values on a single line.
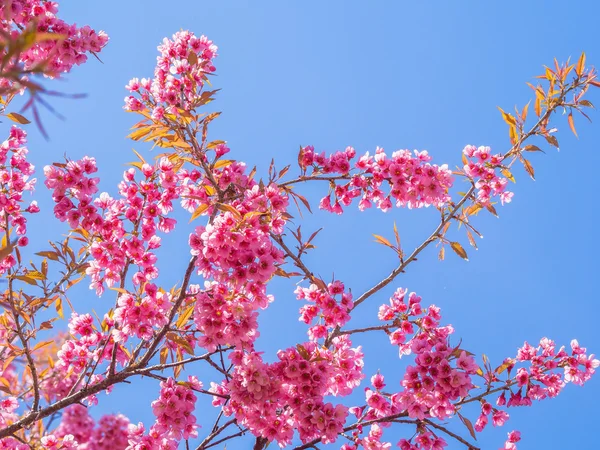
xmin=10 ymin=1 xmax=599 ymax=449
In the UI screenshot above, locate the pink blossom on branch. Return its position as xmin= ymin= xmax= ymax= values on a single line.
xmin=0 ymin=0 xmax=108 ymax=93
xmin=0 ymin=22 xmax=598 ymax=450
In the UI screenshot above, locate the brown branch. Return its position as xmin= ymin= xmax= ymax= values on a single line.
xmin=271 ymin=233 xmax=315 ymax=282
xmin=195 ymin=418 xmax=236 ymax=450
xmin=201 ymin=428 xmax=248 ymax=450
xmin=294 ymin=412 xmax=410 ymax=449
xmin=424 ymin=419 xmax=480 ymax=449
xmin=337 ymin=324 xmax=392 ymax=336
xmin=136 ymin=348 xmax=231 ymax=373
xmin=133 ymin=255 xmax=198 ymax=368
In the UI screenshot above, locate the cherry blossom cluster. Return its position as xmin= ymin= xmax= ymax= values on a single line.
xmin=397 ymin=430 xmax=447 ymax=450
xmin=473 ymin=399 xmax=509 ymax=432
xmin=295 ymin=280 xmax=353 ymax=340
xmin=336 ymin=289 xmax=479 ymax=448
xmin=45 ymin=157 xmax=181 ymax=294
xmin=124 ymin=30 xmax=217 ymax=117
xmin=0 ymin=126 xmax=39 ymax=275
xmin=0 ymin=397 xmax=19 ymax=440
xmin=497 ymin=338 xmax=599 ymax=408
xmin=189 ymin=210 xmax=284 ymax=289
xmin=41 ymin=313 xmax=127 ymax=403
xmin=179 ymin=158 xmax=255 ymax=216
xmin=191 ymin=281 xmax=261 ymax=351
xmin=0 ymin=361 xmax=19 ymax=423
xmin=462 ymin=145 xmax=513 ymax=205
xmin=0 ymin=0 xmax=108 ymax=92
xmin=112 ymin=283 xmax=172 ymax=342
xmin=214 ymin=338 xmax=363 ymax=447
xmin=340 ymin=423 xmax=391 ymax=450
xmin=53 ymin=404 xmax=130 ymax=450
xmin=187 ymin=180 xmax=289 ymax=316
xmin=298 ymin=145 xmax=453 ymax=213
xmin=183 ymin=160 xmax=292 ymax=353
xmin=343 ymin=289 xmax=598 ymax=449
xmin=39 ymin=434 xmax=78 ymax=450
xmin=126 ymin=376 xmax=201 ymax=448
xmin=43 ymin=156 xmax=100 ymax=226
xmin=125 ymin=422 xmax=176 ymax=450
xmin=501 ymin=431 xmax=521 ymax=450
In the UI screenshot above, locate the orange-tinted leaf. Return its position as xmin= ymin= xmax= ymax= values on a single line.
xmin=176 ymin=305 xmax=195 ymax=329
xmin=213 ymin=159 xmax=233 ymax=170
xmin=486 ymin=203 xmax=498 ymax=217
xmin=501 ymin=168 xmax=516 ymax=183
xmin=160 ymin=347 xmax=169 ymax=366
xmin=14 ymin=275 xmax=38 ymax=286
xmin=568 ymin=112 xmax=578 ymax=138
xmin=187 ymin=51 xmax=198 ymax=66
xmin=127 ymin=125 xmax=153 ymax=141
xmin=466 ymin=204 xmax=482 ymax=216
xmin=450 ymin=242 xmax=468 ymax=261
xmin=165 ymin=332 xmax=194 ymax=355
xmin=373 ymin=234 xmax=392 ymax=247
xmin=497 ymin=107 xmax=516 ymax=126
xmin=132 ymin=148 xmax=147 ymax=164
xmin=108 ymin=287 xmax=130 ymax=294
xmin=0 ymin=239 xmax=18 ymax=260
xmin=189 ymin=203 xmax=209 ymax=222
xmin=25 ymin=270 xmax=45 ymax=280
xmin=33 ymin=340 xmax=54 ymax=352
xmin=466 ymin=230 xmax=477 ymax=249
xmin=545 ymin=135 xmax=559 ymax=149
xmin=576 ymin=51 xmax=586 ymax=77
xmin=6 ymin=112 xmax=31 ymax=124
xmin=55 ymin=298 xmax=63 ymax=319
xmin=534 ymin=97 xmax=542 ymax=117
xmin=523 ymin=144 xmax=544 ymax=153
xmin=296 ymin=344 xmax=311 ymax=361
xmin=458 ymin=413 xmax=477 ymax=440
xmin=521 ymin=101 xmax=530 ymax=121
xmin=523 ymin=159 xmax=535 ymax=179
xmin=243 ymin=211 xmax=266 ymax=221
xmin=215 ymin=203 xmax=242 ymax=220
xmin=495 ymin=361 xmax=511 ymax=375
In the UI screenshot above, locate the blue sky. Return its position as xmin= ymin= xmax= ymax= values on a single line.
xmin=11 ymin=1 xmax=600 ymax=449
